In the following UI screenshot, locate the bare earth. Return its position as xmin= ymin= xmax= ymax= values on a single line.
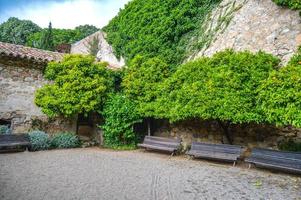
xmin=0 ymin=148 xmax=300 ymax=200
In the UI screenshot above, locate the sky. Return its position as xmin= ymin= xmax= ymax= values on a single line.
xmin=0 ymin=0 xmax=130 ymax=29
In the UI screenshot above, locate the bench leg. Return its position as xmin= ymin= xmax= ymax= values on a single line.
xmin=233 ymin=161 xmax=236 ymax=167
xmin=248 ymin=164 xmax=251 ymax=169
xmin=169 ymin=151 xmax=175 ymax=159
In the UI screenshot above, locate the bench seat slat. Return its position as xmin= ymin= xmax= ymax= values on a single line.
xmin=188 ymin=142 xmax=242 ymax=163
xmin=187 ymin=150 xmax=240 ymax=162
xmin=0 ymin=134 xmax=30 ymax=151
xmin=247 ymin=148 xmax=301 ymax=174
xmin=246 ymin=157 xmax=301 ymax=169
xmin=138 ymin=136 xmax=181 ymax=154
xmin=251 ymin=148 xmax=301 ymax=160
xmin=246 ymin=158 xmax=301 ymax=174
xmin=138 ymin=143 xmax=176 ymax=152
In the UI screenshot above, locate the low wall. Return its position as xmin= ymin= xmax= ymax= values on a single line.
xmin=153 ymin=119 xmax=301 ymax=150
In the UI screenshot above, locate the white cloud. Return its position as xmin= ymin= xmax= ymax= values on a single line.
xmin=2 ymin=0 xmax=130 ymax=29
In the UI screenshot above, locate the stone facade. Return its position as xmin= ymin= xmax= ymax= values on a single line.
xmin=195 ymin=0 xmax=301 ymax=64
xmin=71 ymin=31 xmax=125 ymax=68
xmin=0 ymin=60 xmax=76 ymax=134
xmin=153 ymin=120 xmax=301 ymax=151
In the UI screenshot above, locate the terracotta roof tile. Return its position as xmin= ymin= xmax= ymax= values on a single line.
xmin=0 ymin=42 xmax=64 ymax=62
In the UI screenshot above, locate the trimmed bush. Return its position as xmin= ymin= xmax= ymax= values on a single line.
xmin=50 ymin=132 xmax=80 ymax=149
xmin=28 ymin=131 xmax=50 ymax=151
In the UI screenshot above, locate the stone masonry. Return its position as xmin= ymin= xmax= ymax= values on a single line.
xmin=196 ymin=0 xmax=301 ymax=64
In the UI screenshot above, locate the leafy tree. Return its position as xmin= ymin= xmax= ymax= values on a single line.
xmin=122 ymin=55 xmax=171 ymax=117
xmin=35 ymin=55 xmax=114 ymax=118
xmin=26 ymin=24 xmax=99 ymax=50
xmin=40 ymin=22 xmax=54 ymax=51
xmin=258 ymin=48 xmax=301 ymax=127
xmin=0 ymin=17 xmax=41 ymax=45
xmin=101 ymin=93 xmax=142 ymax=149
xmin=103 ymin=0 xmax=222 ymax=66
xmin=74 ymin=25 xmax=99 ymax=41
xmin=156 ymin=50 xmax=280 ymax=143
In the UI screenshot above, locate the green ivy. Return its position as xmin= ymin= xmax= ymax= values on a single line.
xmin=103 ymin=0 xmax=222 ymax=66
xmin=101 ymin=93 xmax=142 ymax=148
xmin=35 ymin=54 xmax=114 ymax=118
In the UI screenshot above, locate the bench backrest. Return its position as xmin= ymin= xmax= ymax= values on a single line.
xmin=143 ymin=136 xmax=181 ymax=149
xmin=0 ymin=134 xmax=29 ymax=143
xmin=190 ymin=142 xmax=243 ymax=154
xmin=250 ymin=148 xmax=301 ymax=162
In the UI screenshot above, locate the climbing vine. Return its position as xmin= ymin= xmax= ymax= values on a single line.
xmin=103 ymin=0 xmax=222 ymax=66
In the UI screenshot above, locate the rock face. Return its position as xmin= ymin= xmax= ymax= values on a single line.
xmin=196 ymin=0 xmax=301 ymax=63
xmin=71 ymin=31 xmax=125 ymax=68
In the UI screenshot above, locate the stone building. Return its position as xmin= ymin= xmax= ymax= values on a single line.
xmin=0 ymin=42 xmax=76 ymax=134
xmin=71 ymin=31 xmax=125 ymax=69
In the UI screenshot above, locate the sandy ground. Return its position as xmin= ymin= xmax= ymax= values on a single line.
xmin=0 ymin=148 xmax=300 ymax=200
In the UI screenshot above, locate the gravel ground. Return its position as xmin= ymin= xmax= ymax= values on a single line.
xmin=0 ymin=148 xmax=300 ymax=200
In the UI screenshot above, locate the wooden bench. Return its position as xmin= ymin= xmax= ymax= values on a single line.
xmin=0 ymin=134 xmax=30 ymax=152
xmin=138 ymin=136 xmax=181 ymax=155
xmin=245 ymin=148 xmax=301 ymax=174
xmin=187 ymin=142 xmax=243 ymax=165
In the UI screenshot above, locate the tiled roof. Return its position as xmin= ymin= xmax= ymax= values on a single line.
xmin=0 ymin=42 xmax=64 ymax=63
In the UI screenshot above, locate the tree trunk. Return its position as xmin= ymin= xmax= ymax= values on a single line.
xmin=147 ymin=118 xmax=151 ymax=136
xmin=217 ymin=120 xmax=233 ymax=145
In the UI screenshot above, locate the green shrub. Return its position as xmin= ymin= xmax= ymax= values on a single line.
xmin=0 ymin=125 xmax=10 ymax=135
xmin=272 ymin=0 xmax=301 ymax=10
xmin=101 ymin=93 xmax=142 ymax=148
xmin=28 ymin=131 xmax=50 ymax=151
xmin=50 ymin=132 xmax=80 ymax=149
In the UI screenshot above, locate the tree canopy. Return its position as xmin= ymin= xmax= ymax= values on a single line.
xmin=258 ymin=48 xmax=301 ymax=127
xmin=159 ymin=50 xmax=280 ymax=124
xmin=35 ymin=55 xmax=114 ymax=118
xmin=0 ymin=17 xmax=41 ymax=45
xmin=122 ymin=55 xmax=171 ymax=117
xmin=0 ymin=17 xmax=98 ymax=51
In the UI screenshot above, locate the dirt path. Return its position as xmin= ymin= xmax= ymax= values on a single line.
xmin=0 ymin=148 xmax=300 ymax=200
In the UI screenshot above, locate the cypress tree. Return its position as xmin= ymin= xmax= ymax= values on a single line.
xmin=40 ymin=22 xmax=54 ymax=51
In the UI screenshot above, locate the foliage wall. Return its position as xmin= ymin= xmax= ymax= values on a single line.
xmin=103 ymin=0 xmax=222 ymax=66
xmin=123 ymin=50 xmax=280 ymax=125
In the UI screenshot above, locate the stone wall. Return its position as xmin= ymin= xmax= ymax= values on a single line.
xmin=0 ymin=61 xmax=76 ymax=134
xmin=71 ymin=31 xmax=125 ymax=68
xmin=153 ymin=119 xmax=301 ymax=150
xmin=194 ymin=0 xmax=301 ymax=64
